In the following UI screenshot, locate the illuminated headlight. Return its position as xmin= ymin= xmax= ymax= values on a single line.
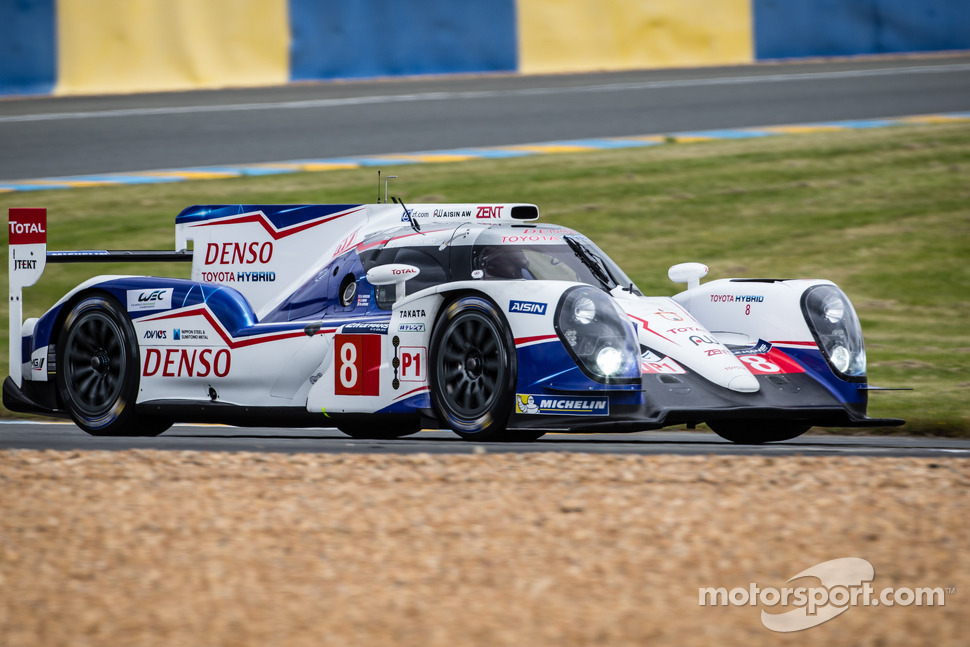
xmin=596 ymin=346 xmax=623 ymax=376
xmin=829 ymin=345 xmax=851 ymax=374
xmin=555 ymin=287 xmax=640 ymax=384
xmin=802 ymin=285 xmax=867 ymax=380
xmin=574 ymin=296 xmax=596 ymax=324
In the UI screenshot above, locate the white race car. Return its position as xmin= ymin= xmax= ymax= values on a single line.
xmin=6 ymin=201 xmax=901 ymax=443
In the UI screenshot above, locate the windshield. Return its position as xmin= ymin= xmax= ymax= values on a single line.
xmin=470 ymin=229 xmax=639 ymax=293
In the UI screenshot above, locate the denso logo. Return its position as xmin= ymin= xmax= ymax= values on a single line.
xmin=509 ymin=300 xmax=547 ymax=315
xmin=204 ymin=242 xmax=273 ymax=265
xmin=142 ymin=348 xmax=230 ymax=378
xmin=476 ymin=206 xmax=504 ymax=219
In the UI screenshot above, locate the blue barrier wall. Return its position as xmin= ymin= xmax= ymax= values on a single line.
xmin=0 ymin=0 xmax=56 ymax=95
xmin=2 ymin=1 xmax=969 ymax=96
xmin=289 ymin=0 xmax=517 ymax=81
xmin=755 ymin=0 xmax=970 ymax=59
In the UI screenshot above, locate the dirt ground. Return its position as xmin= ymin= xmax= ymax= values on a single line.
xmin=0 ymin=450 xmax=966 ymax=646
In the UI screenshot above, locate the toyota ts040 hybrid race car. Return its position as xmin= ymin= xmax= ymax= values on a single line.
xmin=5 ymin=202 xmax=902 ymax=443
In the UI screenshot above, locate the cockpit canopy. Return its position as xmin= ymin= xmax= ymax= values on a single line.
xmin=265 ymin=223 xmax=638 ymax=321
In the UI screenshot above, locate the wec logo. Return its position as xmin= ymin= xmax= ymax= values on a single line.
xmin=127 ymin=288 xmax=173 ymax=312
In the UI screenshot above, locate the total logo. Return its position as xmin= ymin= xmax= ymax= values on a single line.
xmin=127 ymin=288 xmax=173 ymax=312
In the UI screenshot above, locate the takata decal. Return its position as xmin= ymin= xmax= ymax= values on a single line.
xmin=334 ymin=334 xmax=380 ymax=396
xmin=127 ymin=288 xmax=172 ymax=312
xmin=515 ymin=394 xmax=609 ymax=416
xmin=143 ymin=348 xmax=230 ymax=377
xmin=509 ymin=300 xmax=547 ymax=315
xmin=398 ymin=308 xmax=426 ymax=318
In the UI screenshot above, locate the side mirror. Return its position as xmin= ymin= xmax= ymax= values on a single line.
xmin=667 ymin=262 xmax=709 ymax=290
xmin=366 ymin=264 xmax=421 ymax=303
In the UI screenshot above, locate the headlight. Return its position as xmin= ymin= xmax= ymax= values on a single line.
xmin=596 ymin=346 xmax=623 ymax=376
xmin=822 ymin=294 xmax=845 ymax=323
xmin=574 ymin=296 xmax=596 ymax=324
xmin=555 ymin=287 xmax=640 ymax=383
xmin=802 ymin=285 xmax=866 ymax=380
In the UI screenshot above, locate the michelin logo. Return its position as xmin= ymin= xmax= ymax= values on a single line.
xmin=509 ymin=300 xmax=547 ymax=315
xmin=515 ymin=394 xmax=608 ymax=416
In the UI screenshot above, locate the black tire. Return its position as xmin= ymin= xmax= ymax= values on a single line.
xmin=56 ymin=294 xmax=171 ymax=436
xmin=430 ymin=295 xmax=516 ymax=441
xmin=708 ymin=421 xmax=811 ymax=444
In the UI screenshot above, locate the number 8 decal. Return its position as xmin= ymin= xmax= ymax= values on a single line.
xmin=339 ymin=341 xmax=358 ymax=389
xmin=334 ymin=334 xmax=381 ymax=396
xmin=739 ymin=354 xmax=780 ymax=373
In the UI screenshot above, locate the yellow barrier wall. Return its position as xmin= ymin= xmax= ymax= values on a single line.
xmin=517 ymin=0 xmax=753 ymax=74
xmin=56 ymin=0 xmax=289 ymax=95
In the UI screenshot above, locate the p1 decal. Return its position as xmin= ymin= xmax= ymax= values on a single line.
xmin=399 ymin=346 xmax=426 ymax=382
xmin=127 ymin=288 xmax=173 ymax=312
xmin=334 ymin=334 xmax=381 ymax=396
xmin=515 ymin=394 xmax=609 ymax=416
xmin=639 ymin=350 xmax=686 ymax=375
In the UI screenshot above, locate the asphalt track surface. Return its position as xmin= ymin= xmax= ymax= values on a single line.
xmin=1 ymin=422 xmax=968 ymax=457
xmin=2 ymin=55 xmax=970 ymax=181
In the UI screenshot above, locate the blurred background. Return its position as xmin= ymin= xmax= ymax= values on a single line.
xmin=2 ymin=0 xmax=968 ymax=97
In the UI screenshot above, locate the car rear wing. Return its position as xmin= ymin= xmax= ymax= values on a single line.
xmin=8 ymin=208 xmax=190 ymax=386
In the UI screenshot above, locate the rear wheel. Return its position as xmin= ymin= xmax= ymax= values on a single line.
xmin=56 ymin=294 xmax=171 ymax=436
xmin=430 ymin=296 xmax=516 ymax=441
xmin=708 ymin=421 xmax=811 ymax=444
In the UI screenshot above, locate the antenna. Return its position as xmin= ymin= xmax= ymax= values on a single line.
xmin=384 ymin=175 xmax=397 ymax=204
xmin=377 ymin=170 xmax=381 ymax=203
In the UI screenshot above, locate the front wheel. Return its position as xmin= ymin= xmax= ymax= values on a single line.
xmin=56 ymin=294 xmax=171 ymax=436
xmin=430 ymin=295 xmax=516 ymax=441
xmin=708 ymin=421 xmax=811 ymax=444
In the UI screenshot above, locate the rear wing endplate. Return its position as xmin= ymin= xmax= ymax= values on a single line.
xmin=8 ymin=208 xmax=190 ymax=386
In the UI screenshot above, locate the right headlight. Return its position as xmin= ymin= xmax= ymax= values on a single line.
xmin=555 ymin=286 xmax=640 ymax=384
xmin=801 ymin=285 xmax=867 ymax=380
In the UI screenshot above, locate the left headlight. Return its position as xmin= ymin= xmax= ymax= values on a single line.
xmin=555 ymin=286 xmax=640 ymax=383
xmin=801 ymin=284 xmax=867 ymax=380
